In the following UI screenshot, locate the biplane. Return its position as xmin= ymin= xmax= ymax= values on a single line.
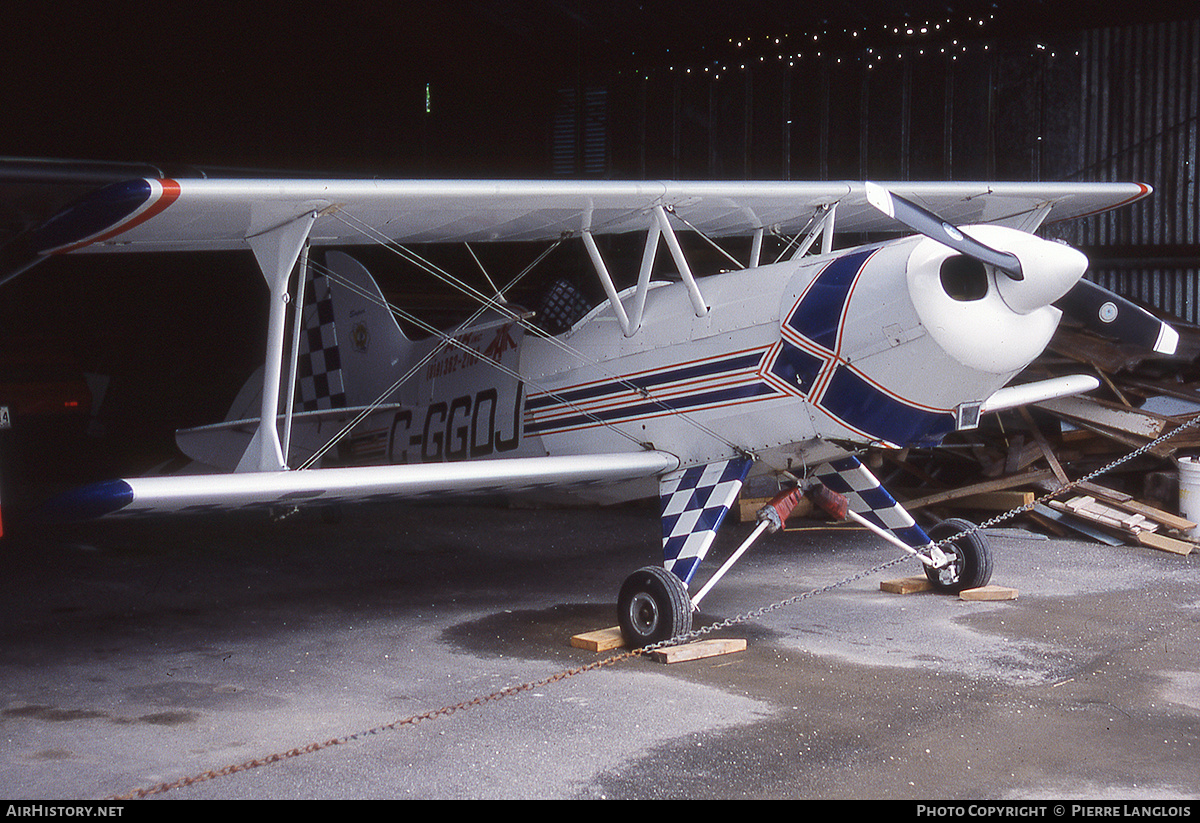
xmin=0 ymin=169 xmax=1173 ymax=646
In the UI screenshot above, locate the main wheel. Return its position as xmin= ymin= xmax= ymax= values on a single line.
xmin=617 ymin=566 xmax=693 ymax=648
xmin=924 ymin=518 xmax=993 ymax=593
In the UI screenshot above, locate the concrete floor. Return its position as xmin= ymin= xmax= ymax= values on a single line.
xmin=0 ymin=500 xmax=1196 ymax=800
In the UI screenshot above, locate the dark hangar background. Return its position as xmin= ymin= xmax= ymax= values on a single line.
xmin=0 ymin=2 xmax=1196 ymax=491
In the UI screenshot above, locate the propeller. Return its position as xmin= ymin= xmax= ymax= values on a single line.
xmin=863 ymin=182 xmax=1178 ymax=356
xmin=864 ymin=182 xmax=1023 ymax=280
xmin=1054 ymin=277 xmax=1178 ymax=355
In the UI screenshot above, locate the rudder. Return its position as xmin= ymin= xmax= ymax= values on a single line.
xmin=301 ymin=250 xmax=413 ymax=409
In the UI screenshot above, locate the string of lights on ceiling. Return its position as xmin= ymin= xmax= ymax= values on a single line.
xmin=621 ymin=12 xmax=1074 ymax=80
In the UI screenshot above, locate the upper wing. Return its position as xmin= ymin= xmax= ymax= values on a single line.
xmin=8 ymin=177 xmax=1151 ymax=264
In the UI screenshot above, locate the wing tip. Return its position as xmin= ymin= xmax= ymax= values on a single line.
xmin=37 ymin=479 xmax=135 ymax=522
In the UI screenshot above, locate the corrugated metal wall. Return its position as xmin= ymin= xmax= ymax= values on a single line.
xmin=608 ymin=16 xmax=1200 ymax=324
xmin=1064 ymin=20 xmax=1200 ymax=324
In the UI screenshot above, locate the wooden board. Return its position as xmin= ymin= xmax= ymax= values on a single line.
xmin=1047 ymin=495 xmax=1157 ymax=534
xmin=1135 ymin=531 xmax=1195 ymax=556
xmin=649 ymin=638 xmax=747 ymax=664
xmin=1037 ymin=395 xmax=1170 ymax=440
xmin=880 ymin=576 xmax=933 ymax=594
xmin=1030 ymin=503 xmax=1125 ymax=545
xmin=570 ymin=626 xmax=625 ymax=652
xmin=900 ymin=469 xmax=1053 ymax=511
xmin=960 ymin=585 xmax=1019 ymax=601
xmin=944 ymin=490 xmax=1036 ymax=511
xmin=1080 ymin=484 xmax=1198 ymax=532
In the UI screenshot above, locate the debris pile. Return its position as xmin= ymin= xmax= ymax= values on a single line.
xmin=886 ymin=319 xmax=1200 ymax=555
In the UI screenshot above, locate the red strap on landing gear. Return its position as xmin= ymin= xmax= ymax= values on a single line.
xmin=756 ymin=486 xmax=808 ymax=532
xmin=755 ymin=483 xmax=851 ymax=532
xmin=807 ymin=483 xmax=849 ymax=520
xmin=766 ymin=487 xmax=805 ymax=522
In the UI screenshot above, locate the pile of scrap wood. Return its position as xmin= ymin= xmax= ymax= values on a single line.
xmin=886 ymin=318 xmax=1200 ymax=555
xmin=743 ymin=317 xmax=1200 ymax=557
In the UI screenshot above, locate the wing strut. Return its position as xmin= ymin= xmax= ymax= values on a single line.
xmin=582 ymin=205 xmax=708 ymax=337
xmin=786 ymin=201 xmax=837 ymax=260
xmin=239 ymin=211 xmax=317 ymax=472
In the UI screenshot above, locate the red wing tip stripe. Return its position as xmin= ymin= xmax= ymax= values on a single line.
xmin=48 ymin=178 xmax=180 ymax=255
xmin=1046 ymin=183 xmax=1152 ymax=224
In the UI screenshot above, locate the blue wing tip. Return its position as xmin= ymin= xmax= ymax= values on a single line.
xmin=37 ymin=479 xmax=135 ymax=522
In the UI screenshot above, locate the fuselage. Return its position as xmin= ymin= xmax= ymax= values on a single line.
xmin=305 ymin=229 xmax=1066 ymax=503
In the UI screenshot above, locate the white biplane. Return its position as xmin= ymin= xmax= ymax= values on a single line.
xmin=2 ymin=173 xmax=1174 ymax=646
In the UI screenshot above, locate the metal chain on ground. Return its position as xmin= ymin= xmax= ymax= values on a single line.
xmin=106 ymin=547 xmax=901 ymax=801
xmin=107 ymin=410 xmax=1200 ymax=799
xmin=108 ymin=648 xmax=646 ymax=800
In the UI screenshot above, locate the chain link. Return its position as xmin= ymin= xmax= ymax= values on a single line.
xmin=108 ymin=410 xmax=1200 ymax=799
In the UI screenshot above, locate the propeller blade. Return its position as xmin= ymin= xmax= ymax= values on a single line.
xmin=864 ymin=182 xmax=1024 ymax=280
xmin=1055 ymin=278 xmax=1179 ymax=355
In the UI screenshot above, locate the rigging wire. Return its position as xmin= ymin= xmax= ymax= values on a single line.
xmin=323 ymin=208 xmax=751 ymax=457
xmin=295 ymin=249 xmax=651 ymax=469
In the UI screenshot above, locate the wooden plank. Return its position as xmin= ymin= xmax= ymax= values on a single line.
xmin=571 ymin=626 xmax=625 ymax=652
xmin=880 ymin=576 xmax=933 ymax=594
xmin=1050 ymin=496 xmax=1157 ymax=534
xmin=943 ymin=490 xmax=1035 ymax=511
xmin=1135 ymin=531 xmax=1195 ymax=556
xmin=1077 ymin=485 xmax=1198 ymax=532
xmin=900 ymin=469 xmax=1053 ymax=511
xmin=1030 ymin=503 xmax=1125 ymax=545
xmin=649 ymin=638 xmax=747 ymax=664
xmin=1036 ymin=395 xmax=1169 ymax=439
xmin=1074 ymin=481 xmax=1132 ymax=502
xmin=960 ymin=585 xmax=1019 ymax=601
xmin=1110 ymin=499 xmax=1196 ymax=532
xmin=1019 ymin=406 xmax=1070 ymax=487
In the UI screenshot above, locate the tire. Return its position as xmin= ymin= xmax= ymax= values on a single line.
xmin=924 ymin=518 xmax=993 ymax=593
xmin=617 ymin=566 xmax=693 ymax=648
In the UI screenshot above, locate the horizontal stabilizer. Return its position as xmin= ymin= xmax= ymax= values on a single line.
xmin=37 ymin=451 xmax=680 ymax=521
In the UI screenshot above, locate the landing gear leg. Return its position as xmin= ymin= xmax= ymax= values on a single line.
xmin=617 ymin=566 xmax=693 ymax=648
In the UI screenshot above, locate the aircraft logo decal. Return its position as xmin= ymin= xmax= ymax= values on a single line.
xmin=483 ymin=325 xmax=518 ymax=362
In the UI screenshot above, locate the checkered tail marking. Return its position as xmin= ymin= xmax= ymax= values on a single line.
xmin=660 ymin=457 xmax=754 ymax=586
xmin=298 ymin=267 xmax=348 ymax=411
xmin=811 ymin=455 xmax=931 ymax=548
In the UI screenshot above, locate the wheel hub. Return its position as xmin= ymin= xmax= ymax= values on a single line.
xmin=629 ymin=591 xmax=660 ymax=633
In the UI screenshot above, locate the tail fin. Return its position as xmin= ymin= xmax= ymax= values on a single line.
xmin=300 ymin=251 xmax=412 ymax=409
xmin=178 ymin=252 xmax=413 ymax=471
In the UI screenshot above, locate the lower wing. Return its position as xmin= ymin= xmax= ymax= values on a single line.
xmin=38 ymin=451 xmax=680 ymax=520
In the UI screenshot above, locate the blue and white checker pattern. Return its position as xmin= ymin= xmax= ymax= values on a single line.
xmin=811 ymin=455 xmax=932 ymax=549
xmin=298 ymin=269 xmax=348 ymax=411
xmin=659 ymin=457 xmax=753 ymax=586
